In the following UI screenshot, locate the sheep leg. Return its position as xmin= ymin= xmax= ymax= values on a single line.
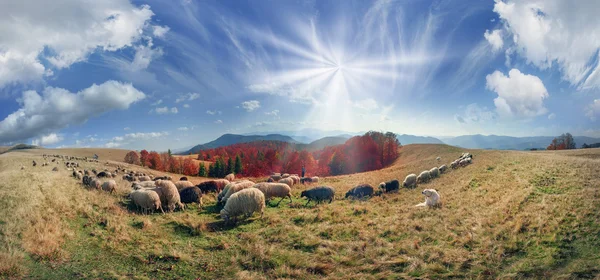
xmin=288 ymin=195 xmax=293 ymax=204
xmin=305 ymin=199 xmax=311 ymax=207
xmin=276 ymin=197 xmax=285 ymax=206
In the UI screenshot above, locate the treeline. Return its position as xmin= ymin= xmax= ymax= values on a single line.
xmin=581 ymin=143 xmax=600 ymax=148
xmin=124 ymin=131 xmax=402 ymax=178
xmin=547 ymin=133 xmax=576 ymax=150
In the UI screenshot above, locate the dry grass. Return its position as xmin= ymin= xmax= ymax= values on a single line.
xmin=0 ymin=144 xmax=599 ymax=279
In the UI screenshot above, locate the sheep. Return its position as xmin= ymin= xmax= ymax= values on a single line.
xmin=450 ymin=160 xmax=459 ymax=169
xmin=32 ymin=160 xmax=37 ymax=167
xmin=101 ymin=180 xmax=117 ymax=194
xmin=345 ymin=184 xmax=374 ymax=199
xmin=436 ymin=156 xmax=441 ymax=161
xmin=415 ymin=189 xmax=442 ymax=208
xmin=197 ymin=179 xmax=230 ymax=194
xmin=278 ymin=177 xmax=294 ymax=188
xmin=225 ymin=173 xmax=235 ymax=181
xmin=300 ymin=177 xmax=313 ymax=184
xmin=270 ymin=175 xmax=282 ymax=181
xmin=130 ymin=189 xmax=164 ymax=214
xmin=132 ymin=181 xmax=156 ymax=190
xmin=220 ymin=188 xmax=265 ymax=224
xmin=20 ymin=166 xmax=25 ymax=170
xmin=75 ymin=172 xmax=83 ymax=180
xmin=138 ymin=176 xmax=151 ymax=182
xmin=90 ymin=178 xmax=102 ymax=190
xmin=439 ymin=164 xmax=448 ymax=174
xmin=290 ymin=175 xmax=301 ymax=185
xmin=403 ymin=174 xmax=417 ymax=189
xmin=416 ymin=170 xmax=431 ymax=184
xmin=379 ymin=179 xmax=400 ymax=193
xmin=180 ymin=176 xmax=188 ymax=181
xmin=281 ymin=173 xmax=290 ymax=178
xmin=152 ymin=180 xmax=184 ymax=212
xmin=153 ymin=176 xmax=168 ymax=181
xmin=220 ymin=180 xmax=255 ymax=204
xmin=84 ymin=170 xmax=91 ymax=176
xmin=179 ymin=187 xmax=203 ymax=207
xmin=267 ymin=177 xmax=275 ymax=183
xmin=97 ymin=171 xmax=110 ymax=178
xmin=429 ymin=167 xmax=440 ymax=178
xmin=311 ymin=176 xmax=319 ymax=183
xmin=174 ymin=180 xmax=194 ymax=190
xmin=52 ymin=167 xmax=59 ymax=172
xmin=253 ymin=182 xmax=292 ymax=206
xmin=301 ymin=186 xmax=335 ymax=206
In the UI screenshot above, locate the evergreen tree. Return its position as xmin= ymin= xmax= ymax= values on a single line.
xmin=227 ymin=157 xmax=234 ymax=174
xmin=198 ymin=163 xmax=207 ymax=177
xmin=234 ymin=154 xmax=243 ymax=174
xmin=168 ymin=149 xmax=172 ymax=157
xmin=208 ymin=163 xmax=214 ymax=177
xmin=217 ymin=157 xmax=226 ymax=178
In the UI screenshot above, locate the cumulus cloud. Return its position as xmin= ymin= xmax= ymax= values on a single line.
xmin=130 ymin=42 xmax=163 ymax=71
xmin=492 ymin=0 xmax=600 ymax=88
xmin=183 ymin=104 xmax=190 ymax=108
xmin=586 ymin=99 xmax=600 ymax=121
xmin=104 ymin=132 xmax=169 ymax=148
xmin=484 ymin=29 xmax=503 ymax=52
xmin=486 ymin=69 xmax=549 ymax=118
xmin=154 ymin=107 xmax=178 ymax=114
xmin=153 ymin=25 xmax=170 ymax=38
xmin=241 ymin=100 xmax=261 ymax=112
xmin=0 ymin=0 xmax=163 ymax=88
xmin=0 ymin=80 xmax=145 ymax=144
xmin=175 ymin=93 xmax=200 ymax=103
xmin=548 ymin=113 xmax=556 ymax=120
xmin=31 ymin=133 xmax=64 ymax=146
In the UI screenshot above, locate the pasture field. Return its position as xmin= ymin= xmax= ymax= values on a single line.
xmin=0 ymin=144 xmax=599 ymax=279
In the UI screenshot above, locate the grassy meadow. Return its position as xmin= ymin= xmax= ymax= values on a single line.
xmin=0 ymin=144 xmax=599 ymax=279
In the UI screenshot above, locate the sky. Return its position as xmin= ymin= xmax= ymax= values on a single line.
xmin=0 ymin=0 xmax=599 ymax=150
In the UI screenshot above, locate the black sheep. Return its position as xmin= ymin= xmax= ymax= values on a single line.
xmin=180 ymin=177 xmax=188 ymax=181
xmin=196 ymin=180 xmax=218 ymax=194
xmin=179 ymin=187 xmax=203 ymax=206
xmin=345 ymin=184 xmax=374 ymax=199
xmin=379 ymin=180 xmax=400 ymax=193
xmin=301 ymin=186 xmax=335 ymax=206
xmin=300 ymin=177 xmax=313 ymax=184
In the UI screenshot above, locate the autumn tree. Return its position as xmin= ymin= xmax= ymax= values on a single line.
xmin=182 ymin=158 xmax=198 ymax=176
xmin=547 ymin=133 xmax=576 ymax=150
xmin=124 ymin=151 xmax=140 ymax=165
xmin=147 ymin=151 xmax=162 ymax=170
xmin=140 ymin=150 xmax=149 ymax=167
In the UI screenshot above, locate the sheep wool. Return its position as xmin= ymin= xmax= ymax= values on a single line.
xmin=429 ymin=167 xmax=440 ymax=178
xmin=278 ymin=177 xmax=294 ymax=188
xmin=175 ymin=180 xmax=194 ymax=190
xmin=403 ymin=174 xmax=417 ymax=189
xmin=221 ymin=181 xmax=255 ymax=203
xmin=416 ymin=170 xmax=431 ymax=184
xmin=155 ymin=180 xmax=184 ymax=212
xmin=301 ymin=186 xmax=335 ymax=206
xmin=220 ymin=188 xmax=265 ymax=223
xmin=253 ymin=182 xmax=292 ymax=205
xmin=101 ymin=180 xmax=117 ymax=194
xmin=130 ymin=189 xmax=164 ymax=214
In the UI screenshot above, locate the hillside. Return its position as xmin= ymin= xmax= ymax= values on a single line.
xmin=396 ymin=134 xmax=444 ymax=145
xmin=182 ymin=134 xmax=299 ymax=155
xmin=301 ymin=136 xmax=349 ymax=151
xmin=443 ymin=134 xmax=600 ymax=150
xmin=1 ymin=145 xmax=599 ymax=278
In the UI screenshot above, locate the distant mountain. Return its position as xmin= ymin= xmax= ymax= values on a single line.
xmin=396 ymin=134 xmax=444 ymax=145
xmin=181 ymin=134 xmax=299 ymax=154
xmin=302 ymin=136 xmax=350 ymax=151
xmin=442 ymin=135 xmax=600 ymax=150
xmin=245 ymin=129 xmax=364 ymax=143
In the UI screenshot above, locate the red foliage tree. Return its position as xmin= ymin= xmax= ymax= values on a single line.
xmin=140 ymin=150 xmax=149 ymax=167
xmin=147 ymin=151 xmax=162 ymax=171
xmin=124 ymin=151 xmax=140 ymax=165
xmin=182 ymin=158 xmax=198 ymax=176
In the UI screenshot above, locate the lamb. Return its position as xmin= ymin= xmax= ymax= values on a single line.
xmin=179 ymin=187 xmax=203 ymax=207
xmin=311 ymin=176 xmax=319 ymax=183
xmin=225 ymin=173 xmax=235 ymax=181
xmin=220 ymin=180 xmax=255 ymax=204
xmin=197 ymin=179 xmax=230 ymax=194
xmin=301 ymin=186 xmax=335 ymax=206
xmin=415 ymin=189 xmax=442 ymax=208
xmin=138 ymin=176 xmax=151 ymax=182
xmin=253 ymin=182 xmax=292 ymax=206
xmin=32 ymin=160 xmax=37 ymax=167
xmin=403 ymin=174 xmax=417 ymax=189
xmin=345 ymin=184 xmax=374 ymax=199
xmin=429 ymin=167 xmax=440 ymax=178
xmin=220 ymin=188 xmax=265 ymax=224
xmin=439 ymin=165 xmax=448 ymax=174
xmin=152 ymin=180 xmax=184 ymax=212
xmin=416 ymin=170 xmax=431 ymax=184
xmin=278 ymin=177 xmax=294 ymax=188
xmin=101 ymin=180 xmax=117 ymax=194
xmin=379 ymin=179 xmax=400 ymax=193
xmin=130 ymin=189 xmax=164 ymax=214
xmin=174 ymin=180 xmax=194 ymax=190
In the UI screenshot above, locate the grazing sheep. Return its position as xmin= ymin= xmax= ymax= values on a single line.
xmin=180 ymin=176 xmax=188 ymax=181
xmin=179 ymin=187 xmax=203 ymax=207
xmin=101 ymin=180 xmax=117 ymax=194
xmin=300 ymin=177 xmax=313 ymax=184
xmin=97 ymin=171 xmax=110 ymax=178
xmin=267 ymin=177 xmax=275 ymax=183
xmin=197 ymin=179 xmax=230 ymax=194
xmin=32 ymin=160 xmax=37 ymax=167
xmin=132 ymin=181 xmax=156 ymax=190
xmin=439 ymin=165 xmax=448 ymax=174
xmin=403 ymin=174 xmax=417 ymax=189
xmin=281 ymin=173 xmax=290 ymax=178
xmin=253 ymin=183 xmax=292 ymax=206
xmin=220 ymin=188 xmax=265 ymax=224
xmin=278 ymin=177 xmax=294 ymax=188
xmin=153 ymin=180 xmax=184 ymax=212
xmin=270 ymin=175 xmax=282 ymax=181
xmin=52 ymin=167 xmax=59 ymax=172
xmin=379 ymin=179 xmax=400 ymax=193
xmin=415 ymin=189 xmax=442 ymax=208
xmin=138 ymin=176 xmax=151 ymax=182
xmin=301 ymin=186 xmax=335 ymax=206
xmin=429 ymin=167 xmax=440 ymax=178
xmin=225 ymin=173 xmax=235 ymax=181
xmin=174 ymin=180 xmax=194 ymax=190
xmin=290 ymin=175 xmax=301 ymax=185
xmin=345 ymin=184 xmax=374 ymax=199
xmin=416 ymin=170 xmax=431 ymax=184
xmin=130 ymin=190 xmax=164 ymax=214
xmin=436 ymin=156 xmax=441 ymax=161
xmin=311 ymin=176 xmax=319 ymax=183
xmin=450 ymin=160 xmax=459 ymax=169
xmin=90 ymin=178 xmax=102 ymax=190
xmin=220 ymin=181 xmax=255 ymax=204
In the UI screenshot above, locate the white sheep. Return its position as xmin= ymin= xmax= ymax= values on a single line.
xmin=220 ymin=180 xmax=255 ymax=204
xmin=253 ymin=182 xmax=292 ymax=206
xmin=416 ymin=170 xmax=431 ymax=184
xmin=174 ymin=180 xmax=194 ymax=190
xmin=436 ymin=156 xmax=441 ymax=161
xmin=415 ymin=189 xmax=441 ymax=208
xmin=101 ymin=180 xmax=117 ymax=194
xmin=130 ymin=189 xmax=164 ymax=214
xmin=138 ymin=176 xmax=151 ymax=182
xmin=403 ymin=173 xmax=417 ymax=188
xmin=278 ymin=177 xmax=294 ymax=188
xmin=132 ymin=181 xmax=156 ymax=190
xmin=311 ymin=176 xmax=319 ymax=183
xmin=429 ymin=167 xmax=439 ymax=178
xmin=220 ymin=188 xmax=265 ymax=224
xmin=439 ymin=165 xmax=448 ymax=174
xmin=154 ymin=180 xmax=185 ymax=212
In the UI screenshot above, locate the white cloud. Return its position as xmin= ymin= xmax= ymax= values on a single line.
xmin=586 ymin=99 xmax=600 ymax=121
xmin=178 ymin=127 xmax=189 ymax=131
xmin=492 ymin=0 xmax=600 ymax=88
xmin=151 ymin=99 xmax=163 ymax=106
xmin=183 ymin=104 xmax=190 ymax=108
xmin=265 ymin=110 xmax=279 ymax=116
xmin=124 ymin=127 xmax=131 ymax=131
xmin=352 ymin=98 xmax=379 ymax=111
xmin=0 ymin=0 xmax=160 ymax=88
xmin=548 ymin=113 xmax=556 ymax=120
xmin=206 ymin=110 xmax=219 ymax=115
xmin=484 ymin=29 xmax=503 ymax=52
xmin=0 ymin=80 xmax=145 ymax=144
xmin=456 ymin=103 xmax=497 ymax=123
xmin=31 ymin=133 xmax=64 ymax=146
xmin=215 ymin=120 xmax=223 ymax=124
xmin=130 ymin=42 xmax=163 ymax=71
xmin=154 ymin=107 xmax=178 ymax=114
xmin=241 ymin=100 xmax=261 ymax=112
xmin=153 ymin=25 xmax=170 ymax=38
xmin=175 ymin=93 xmax=200 ymax=103
xmin=104 ymin=131 xmax=169 ymax=148
xmin=486 ymin=69 xmax=549 ymax=118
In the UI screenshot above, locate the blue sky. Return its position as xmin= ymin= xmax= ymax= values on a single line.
xmin=0 ymin=0 xmax=599 ymax=150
